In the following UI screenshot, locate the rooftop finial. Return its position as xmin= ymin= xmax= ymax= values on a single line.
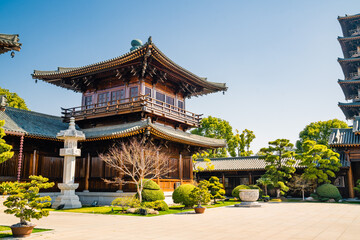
xmin=130 ymin=39 xmax=143 ymax=51
xmin=148 ymin=36 xmax=152 ymax=44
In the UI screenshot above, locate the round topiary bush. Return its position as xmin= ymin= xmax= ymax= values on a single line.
xmin=315 ymin=184 xmax=342 ymax=202
xmin=232 ymin=185 xmax=250 ymax=198
xmin=172 ymin=184 xmax=196 ymax=207
xmin=137 ymin=180 xmax=165 ymax=201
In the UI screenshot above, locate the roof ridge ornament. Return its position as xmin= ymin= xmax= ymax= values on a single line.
xmin=130 ymin=39 xmax=143 ymax=51
xmin=148 ymin=36 xmax=152 ymax=44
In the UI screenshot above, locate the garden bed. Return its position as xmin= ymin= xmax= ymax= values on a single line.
xmin=54 ymin=199 xmax=241 ymax=217
xmin=0 ymin=226 xmax=52 ymax=238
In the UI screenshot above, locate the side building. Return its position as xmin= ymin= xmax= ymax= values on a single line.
xmin=0 ymin=38 xmax=227 ymax=194
xmin=330 ymin=13 xmax=360 ymax=198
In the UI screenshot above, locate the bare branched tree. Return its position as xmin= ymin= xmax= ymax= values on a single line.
xmin=99 ymin=138 xmax=173 ymax=202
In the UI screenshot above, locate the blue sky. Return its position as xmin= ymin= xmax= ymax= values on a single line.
xmin=0 ymin=0 xmax=359 ymax=152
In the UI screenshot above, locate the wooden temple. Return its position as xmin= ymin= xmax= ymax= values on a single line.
xmin=0 ymin=37 xmax=227 ymax=192
xmin=330 ymin=13 xmax=360 ymax=198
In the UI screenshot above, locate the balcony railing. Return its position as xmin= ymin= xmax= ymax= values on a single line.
xmin=350 ymin=27 xmax=360 ymax=36
xmin=61 ymin=95 xmax=202 ymax=127
xmin=349 ymin=72 xmax=360 ymax=80
xmin=349 ymin=50 xmax=360 ymax=58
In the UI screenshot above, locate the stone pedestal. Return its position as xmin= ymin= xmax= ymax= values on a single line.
xmin=52 ymin=183 xmax=82 ymax=209
xmin=52 ymin=118 xmax=85 ymax=209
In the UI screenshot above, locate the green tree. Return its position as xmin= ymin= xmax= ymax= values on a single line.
xmin=287 ymin=174 xmax=316 ymax=200
xmin=0 ymin=87 xmax=29 ymax=110
xmin=256 ymin=176 xmax=273 ymax=196
xmin=192 ymin=152 xmax=214 ymax=180
xmin=296 ymin=119 xmax=349 ymax=150
xmin=260 ymin=139 xmax=296 ymax=198
xmin=298 ymin=140 xmax=341 ymax=185
xmin=191 ymin=116 xmax=234 ymax=157
xmin=189 ymin=181 xmax=211 ymax=208
xmin=234 ymin=129 xmax=255 ymax=156
xmin=354 ymin=180 xmax=360 ymax=194
xmin=2 ymin=175 xmax=54 ymax=225
xmin=206 ymin=176 xmax=225 ymax=204
xmin=0 ymin=120 xmax=14 ymax=164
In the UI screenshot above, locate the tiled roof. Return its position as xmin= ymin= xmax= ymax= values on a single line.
xmin=197 ymin=155 xmax=349 ymax=172
xmin=0 ymin=34 xmax=22 ymax=54
xmin=329 ymin=127 xmax=360 ymax=146
xmin=32 ymin=39 xmax=227 ymax=96
xmin=196 ymin=156 xmax=302 ymax=171
xmin=338 ymin=14 xmax=360 ymax=21
xmin=0 ymin=107 xmax=225 ymax=147
xmin=0 ymin=107 xmax=68 ymax=139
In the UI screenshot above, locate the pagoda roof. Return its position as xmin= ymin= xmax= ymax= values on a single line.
xmin=0 ymin=34 xmax=21 ymax=55
xmin=338 ymin=57 xmax=360 ymax=80
xmin=338 ymin=101 xmax=360 ymax=119
xmin=0 ymin=107 xmax=225 ymax=148
xmin=338 ymin=35 xmax=360 ymax=41
xmin=338 ymin=14 xmax=360 ymax=21
xmin=338 ymin=14 xmax=360 ymax=38
xmin=32 ymin=38 xmax=227 ymax=97
xmin=338 ymin=79 xmax=360 ymax=100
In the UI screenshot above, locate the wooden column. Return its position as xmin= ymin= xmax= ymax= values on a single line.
xmin=248 ymin=172 xmax=252 ymax=185
xmin=32 ymin=150 xmax=37 ymax=175
xmin=179 ymin=153 xmax=183 ymax=184
xmin=222 ymin=173 xmax=225 ymax=186
xmin=84 ymin=153 xmax=90 ymax=192
xmin=190 ymin=155 xmax=194 ymax=181
xmin=17 ymin=135 xmax=24 ymax=182
xmin=348 ymin=164 xmax=355 ymax=198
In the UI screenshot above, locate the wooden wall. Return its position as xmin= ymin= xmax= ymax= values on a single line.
xmin=0 ymin=135 xmax=194 ymax=192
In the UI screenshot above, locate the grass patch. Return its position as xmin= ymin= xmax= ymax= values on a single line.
xmin=0 ymin=226 xmax=51 ymax=238
xmin=55 ymin=199 xmax=242 ymax=217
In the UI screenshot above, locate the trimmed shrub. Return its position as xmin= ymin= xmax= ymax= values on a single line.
xmin=141 ymin=200 xmax=169 ymax=211
xmin=172 ymin=184 xmax=196 ymax=207
xmin=137 ymin=180 xmax=165 ymax=201
xmin=142 ymin=179 xmax=161 ymax=190
xmin=142 ymin=189 xmax=165 ymax=201
xmin=232 ymin=185 xmax=250 ymax=198
xmin=112 ymin=196 xmax=140 ymax=211
xmin=315 ymin=184 xmax=342 ymax=202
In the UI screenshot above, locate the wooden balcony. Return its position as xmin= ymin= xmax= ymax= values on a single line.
xmin=350 ymin=27 xmax=360 ymax=36
xmin=61 ymin=95 xmax=202 ymax=127
xmin=350 ymin=72 xmax=360 ymax=80
xmin=349 ymin=50 xmax=360 ymax=58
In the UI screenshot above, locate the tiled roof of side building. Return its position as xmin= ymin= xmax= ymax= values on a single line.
xmin=0 ymin=107 xmax=69 ymax=139
xmin=196 ymin=155 xmax=349 ymax=172
xmin=338 ymin=14 xmax=360 ymax=21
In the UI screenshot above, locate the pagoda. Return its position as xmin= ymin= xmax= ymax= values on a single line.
xmin=0 ymin=37 xmax=227 ymax=201
xmin=329 ymin=13 xmax=360 ymax=198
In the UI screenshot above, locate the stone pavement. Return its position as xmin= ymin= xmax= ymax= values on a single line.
xmin=1 ymin=202 xmax=360 ymax=240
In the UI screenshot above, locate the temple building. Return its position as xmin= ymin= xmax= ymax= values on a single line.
xmin=0 ymin=38 xmax=227 ymax=197
xmin=329 ymin=13 xmax=360 ymax=198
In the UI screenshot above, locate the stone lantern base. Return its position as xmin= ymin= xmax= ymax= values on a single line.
xmin=52 ymin=183 xmax=82 ymax=209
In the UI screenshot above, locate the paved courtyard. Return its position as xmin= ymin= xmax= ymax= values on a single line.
xmin=1 ymin=202 xmax=360 ymax=240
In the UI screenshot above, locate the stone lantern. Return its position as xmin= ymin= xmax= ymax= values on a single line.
xmin=52 ymin=117 xmax=85 ymax=209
